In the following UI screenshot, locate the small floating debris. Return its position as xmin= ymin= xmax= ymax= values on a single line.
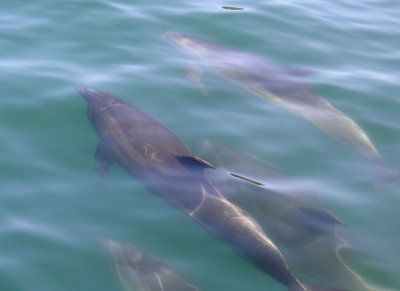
xmin=222 ymin=6 xmax=244 ymax=10
xmin=231 ymin=173 xmax=266 ymax=186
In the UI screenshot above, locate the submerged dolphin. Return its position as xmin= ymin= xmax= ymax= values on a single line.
xmin=193 ymin=139 xmax=384 ymax=291
xmin=162 ymin=32 xmax=397 ymax=187
xmin=101 ymin=238 xmax=199 ymax=291
xmin=193 ymin=139 xmax=343 ymax=248
xmin=77 ymin=86 xmax=343 ymax=291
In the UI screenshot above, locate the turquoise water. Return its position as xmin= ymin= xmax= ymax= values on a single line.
xmin=1 ymin=1 xmax=399 ymax=290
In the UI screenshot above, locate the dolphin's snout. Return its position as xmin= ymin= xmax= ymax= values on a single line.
xmin=75 ymin=85 xmax=90 ymax=102
xmin=75 ymin=85 xmax=96 ymax=104
xmin=160 ymin=31 xmax=173 ymax=39
xmin=75 ymin=85 xmax=87 ymax=95
xmin=158 ymin=31 xmax=169 ymax=39
xmin=160 ymin=31 xmax=185 ymax=46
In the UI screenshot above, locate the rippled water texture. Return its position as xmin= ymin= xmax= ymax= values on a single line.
xmin=1 ymin=1 xmax=399 ymax=290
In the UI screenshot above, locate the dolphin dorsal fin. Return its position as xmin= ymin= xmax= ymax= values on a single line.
xmin=176 ymin=156 xmax=215 ymax=173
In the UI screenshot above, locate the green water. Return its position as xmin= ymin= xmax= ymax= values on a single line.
xmin=1 ymin=1 xmax=399 ymax=290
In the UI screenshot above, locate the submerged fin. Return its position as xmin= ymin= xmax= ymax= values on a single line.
xmin=94 ymin=142 xmax=114 ymax=179
xmin=176 ymin=156 xmax=215 ymax=173
xmin=185 ymin=62 xmax=208 ymax=96
xmin=298 ymin=206 xmax=344 ymax=234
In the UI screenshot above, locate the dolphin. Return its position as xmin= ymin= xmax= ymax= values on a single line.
xmin=161 ymin=32 xmax=398 ymax=187
xmin=192 ymin=139 xmax=343 ymax=248
xmin=101 ymin=237 xmax=199 ymax=291
xmin=76 ymin=86 xmax=344 ymax=291
xmin=193 ymin=139 xmax=385 ymax=291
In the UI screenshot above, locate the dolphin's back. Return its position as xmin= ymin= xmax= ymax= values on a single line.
xmin=82 ymin=87 xmax=191 ymax=177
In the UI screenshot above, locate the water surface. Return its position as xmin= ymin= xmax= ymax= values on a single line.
xmin=1 ymin=0 xmax=399 ymax=290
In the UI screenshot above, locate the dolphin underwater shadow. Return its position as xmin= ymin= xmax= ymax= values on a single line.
xmin=161 ymin=31 xmax=399 ymax=188
xmin=193 ymin=139 xmax=388 ymax=291
xmin=77 ymin=86 xmax=344 ymax=291
xmin=101 ymin=237 xmax=199 ymax=291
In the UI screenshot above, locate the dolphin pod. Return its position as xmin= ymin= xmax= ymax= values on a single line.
xmin=77 ymin=86 xmax=344 ymax=291
xmin=161 ymin=31 xmax=398 ymax=187
xmin=193 ymin=139 xmax=382 ymax=291
xmin=101 ymin=237 xmax=199 ymax=291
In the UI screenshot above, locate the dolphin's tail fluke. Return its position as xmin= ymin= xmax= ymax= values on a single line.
xmin=373 ymin=164 xmax=400 ymax=190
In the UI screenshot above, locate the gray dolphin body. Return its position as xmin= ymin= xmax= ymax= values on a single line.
xmin=77 ymin=86 xmax=343 ymax=291
xmin=101 ymin=238 xmax=198 ymax=291
xmin=193 ymin=140 xmax=343 ymax=248
xmin=193 ymin=139 xmax=383 ymax=291
xmin=162 ymin=32 xmax=396 ymax=186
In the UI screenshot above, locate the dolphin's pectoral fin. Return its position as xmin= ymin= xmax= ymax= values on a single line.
xmin=185 ymin=62 xmax=208 ymax=96
xmin=95 ymin=142 xmax=114 ymax=179
xmin=176 ymin=156 xmax=215 ymax=173
xmin=298 ymin=206 xmax=344 ymax=234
